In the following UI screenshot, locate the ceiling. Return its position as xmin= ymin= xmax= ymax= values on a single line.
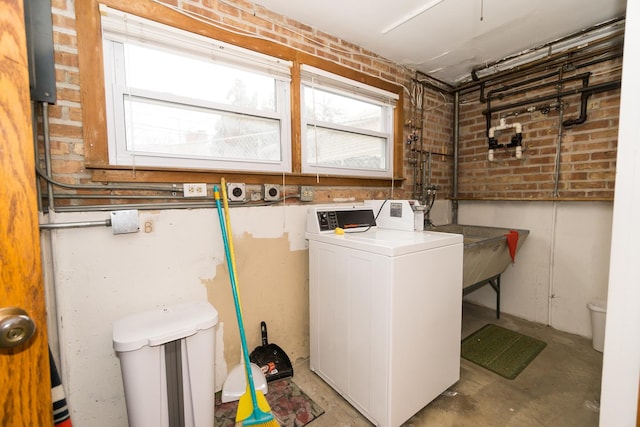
xmin=254 ymin=0 xmax=627 ymax=85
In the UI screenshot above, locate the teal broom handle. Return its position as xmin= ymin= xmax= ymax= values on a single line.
xmin=214 ymin=187 xmax=260 ymax=410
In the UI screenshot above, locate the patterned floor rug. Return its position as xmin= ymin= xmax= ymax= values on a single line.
xmin=215 ymin=378 xmax=325 ymax=427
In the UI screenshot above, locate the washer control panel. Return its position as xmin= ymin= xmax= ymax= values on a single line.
xmin=308 ymin=207 xmax=376 ymax=233
xmin=316 ymin=211 xmax=341 ymax=232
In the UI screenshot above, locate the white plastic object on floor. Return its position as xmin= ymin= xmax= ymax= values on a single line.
xmin=221 ymin=362 xmax=268 ymax=403
xmin=113 ymin=301 xmax=218 ymax=427
xmin=587 ymin=299 xmax=607 ymax=352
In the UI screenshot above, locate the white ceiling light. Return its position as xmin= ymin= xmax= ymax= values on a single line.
xmin=380 ymin=0 xmax=445 ymax=34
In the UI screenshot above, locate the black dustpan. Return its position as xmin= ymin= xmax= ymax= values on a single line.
xmin=249 ymin=321 xmax=293 ymax=382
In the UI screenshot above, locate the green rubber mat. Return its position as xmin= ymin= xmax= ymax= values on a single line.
xmin=461 ymin=324 xmax=547 ymax=380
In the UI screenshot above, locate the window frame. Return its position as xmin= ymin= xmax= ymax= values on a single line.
xmin=75 ymin=0 xmax=405 ymax=186
xmin=100 ymin=6 xmax=292 ymax=174
xmin=300 ymin=65 xmax=398 ymax=178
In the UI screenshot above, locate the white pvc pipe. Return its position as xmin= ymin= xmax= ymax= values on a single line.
xmin=488 ymin=118 xmax=522 ymax=138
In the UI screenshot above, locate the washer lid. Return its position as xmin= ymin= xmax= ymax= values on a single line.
xmin=306 ymin=229 xmax=462 ymax=256
xmin=113 ymin=301 xmax=218 ymax=352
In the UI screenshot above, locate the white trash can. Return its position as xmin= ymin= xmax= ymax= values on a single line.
xmin=587 ymin=299 xmax=607 ymax=352
xmin=113 ymin=301 xmax=218 ymax=427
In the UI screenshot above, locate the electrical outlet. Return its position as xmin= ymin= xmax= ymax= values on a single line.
xmin=263 ymin=184 xmax=281 ymax=201
xmin=300 ymin=186 xmax=314 ymax=202
xmin=226 ymin=182 xmax=246 ymax=202
xmin=183 ymin=183 xmax=207 ymax=197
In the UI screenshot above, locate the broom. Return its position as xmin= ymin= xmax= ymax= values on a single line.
xmin=214 ymin=181 xmax=279 ymax=427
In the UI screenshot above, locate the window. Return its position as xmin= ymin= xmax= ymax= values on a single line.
xmin=301 ymin=65 xmax=398 ymax=178
xmin=81 ymin=3 xmax=404 ymax=183
xmin=101 ymin=6 xmax=292 ymax=173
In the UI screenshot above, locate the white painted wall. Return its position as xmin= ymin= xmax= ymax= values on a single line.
xmin=600 ymin=0 xmax=640 ymax=423
xmin=458 ymin=200 xmax=613 ymax=337
xmin=42 ymin=199 xmax=450 ymax=427
xmin=42 ymin=206 xmax=310 ymax=427
xmin=43 ymin=195 xmax=620 ymax=426
xmin=428 ymin=199 xmax=454 ymax=226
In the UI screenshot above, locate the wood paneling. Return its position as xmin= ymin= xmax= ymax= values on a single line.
xmin=0 ymin=0 xmax=52 ymax=425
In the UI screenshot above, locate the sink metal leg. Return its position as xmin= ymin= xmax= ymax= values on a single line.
xmin=463 ymin=274 xmax=502 ymax=319
xmin=488 ymin=275 xmax=501 ymax=319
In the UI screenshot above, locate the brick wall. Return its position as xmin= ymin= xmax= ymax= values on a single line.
xmin=45 ymin=0 xmax=622 ymax=205
xmin=457 ymin=58 xmax=622 ymax=200
xmin=402 ymin=86 xmax=455 ymax=204
xmin=44 ymin=0 xmax=452 ymax=205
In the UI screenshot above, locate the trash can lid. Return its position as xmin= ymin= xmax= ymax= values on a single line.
xmin=113 ymin=301 xmax=218 ymax=352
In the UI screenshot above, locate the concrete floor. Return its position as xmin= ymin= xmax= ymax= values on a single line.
xmin=291 ymin=302 xmax=603 ymax=427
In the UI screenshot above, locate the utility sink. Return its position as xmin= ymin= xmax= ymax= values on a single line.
xmin=429 ymin=224 xmax=529 ymax=289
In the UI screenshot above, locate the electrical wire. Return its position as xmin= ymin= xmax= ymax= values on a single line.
xmin=341 ymin=199 xmax=388 ymax=234
xmin=374 ymin=199 xmax=388 ymax=221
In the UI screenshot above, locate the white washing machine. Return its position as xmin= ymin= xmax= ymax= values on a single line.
xmin=306 ymin=205 xmax=463 ymax=427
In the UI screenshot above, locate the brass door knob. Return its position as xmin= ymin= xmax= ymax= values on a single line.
xmin=0 ymin=307 xmax=36 ymax=348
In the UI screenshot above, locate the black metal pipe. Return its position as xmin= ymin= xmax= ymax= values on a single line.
xmin=480 ymin=70 xmax=561 ymax=103
xmin=483 ymin=72 xmax=591 ymax=138
xmin=562 ymin=81 xmax=622 ymax=126
xmin=482 ymin=80 xmax=621 ymax=116
xmin=569 ymin=53 xmax=623 ymax=74
xmin=486 ymin=72 xmax=591 ymax=102
xmin=562 ymin=92 xmax=592 ymax=127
